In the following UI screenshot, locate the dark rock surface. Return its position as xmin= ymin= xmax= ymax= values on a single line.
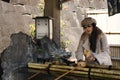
xmin=35 ymin=36 xmax=71 ymax=65
xmin=0 ymin=32 xmax=72 ymax=80
xmin=1 ymin=32 xmax=34 ymax=80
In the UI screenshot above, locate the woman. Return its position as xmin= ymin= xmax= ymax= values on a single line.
xmin=75 ymin=17 xmax=112 ymax=65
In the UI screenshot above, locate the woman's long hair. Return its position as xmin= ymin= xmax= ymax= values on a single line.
xmin=89 ymin=23 xmax=102 ymax=52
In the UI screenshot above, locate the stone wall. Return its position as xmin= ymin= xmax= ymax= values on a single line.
xmin=0 ymin=0 xmax=41 ymax=53
xmin=0 ymin=0 xmax=108 ymax=55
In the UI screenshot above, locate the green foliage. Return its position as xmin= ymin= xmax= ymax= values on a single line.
xmin=60 ymin=20 xmax=68 ymax=29
xmin=60 ymin=40 xmax=71 ymax=49
xmin=29 ymin=24 xmax=35 ymax=39
xmin=38 ymin=0 xmax=45 ymax=15
xmin=60 ymin=20 xmax=72 ymax=49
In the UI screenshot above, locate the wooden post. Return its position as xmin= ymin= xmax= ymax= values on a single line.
xmin=44 ymin=0 xmax=60 ymax=47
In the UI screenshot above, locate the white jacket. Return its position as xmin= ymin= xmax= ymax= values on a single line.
xmin=75 ymin=32 xmax=112 ymax=65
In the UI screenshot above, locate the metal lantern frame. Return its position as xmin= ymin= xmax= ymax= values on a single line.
xmin=34 ymin=16 xmax=53 ymax=39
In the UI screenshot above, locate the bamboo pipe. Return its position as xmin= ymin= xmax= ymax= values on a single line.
xmin=28 ymin=66 xmax=120 ymax=79
xmin=28 ymin=67 xmax=120 ymax=79
xmin=28 ymin=64 xmax=120 ymax=76
xmin=28 ymin=63 xmax=120 ymax=79
xmin=87 ymin=64 xmax=120 ymax=70
xmin=28 ymin=62 xmax=120 ymax=71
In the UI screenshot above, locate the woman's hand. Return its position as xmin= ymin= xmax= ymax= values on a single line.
xmin=84 ymin=50 xmax=91 ymax=58
xmin=86 ymin=54 xmax=95 ymax=61
xmin=84 ymin=50 xmax=95 ymax=61
xmin=77 ymin=61 xmax=87 ymax=67
xmin=67 ymin=57 xmax=78 ymax=64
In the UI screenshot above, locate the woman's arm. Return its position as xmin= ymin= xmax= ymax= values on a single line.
xmin=93 ymin=34 xmax=112 ymax=65
xmin=75 ymin=34 xmax=85 ymax=61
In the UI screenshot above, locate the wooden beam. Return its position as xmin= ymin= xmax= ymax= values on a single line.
xmin=44 ymin=0 xmax=60 ymax=47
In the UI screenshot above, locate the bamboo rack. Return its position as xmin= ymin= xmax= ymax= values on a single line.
xmin=28 ymin=62 xmax=120 ymax=79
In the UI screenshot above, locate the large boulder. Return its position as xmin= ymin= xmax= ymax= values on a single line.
xmin=1 ymin=32 xmax=34 ymax=80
